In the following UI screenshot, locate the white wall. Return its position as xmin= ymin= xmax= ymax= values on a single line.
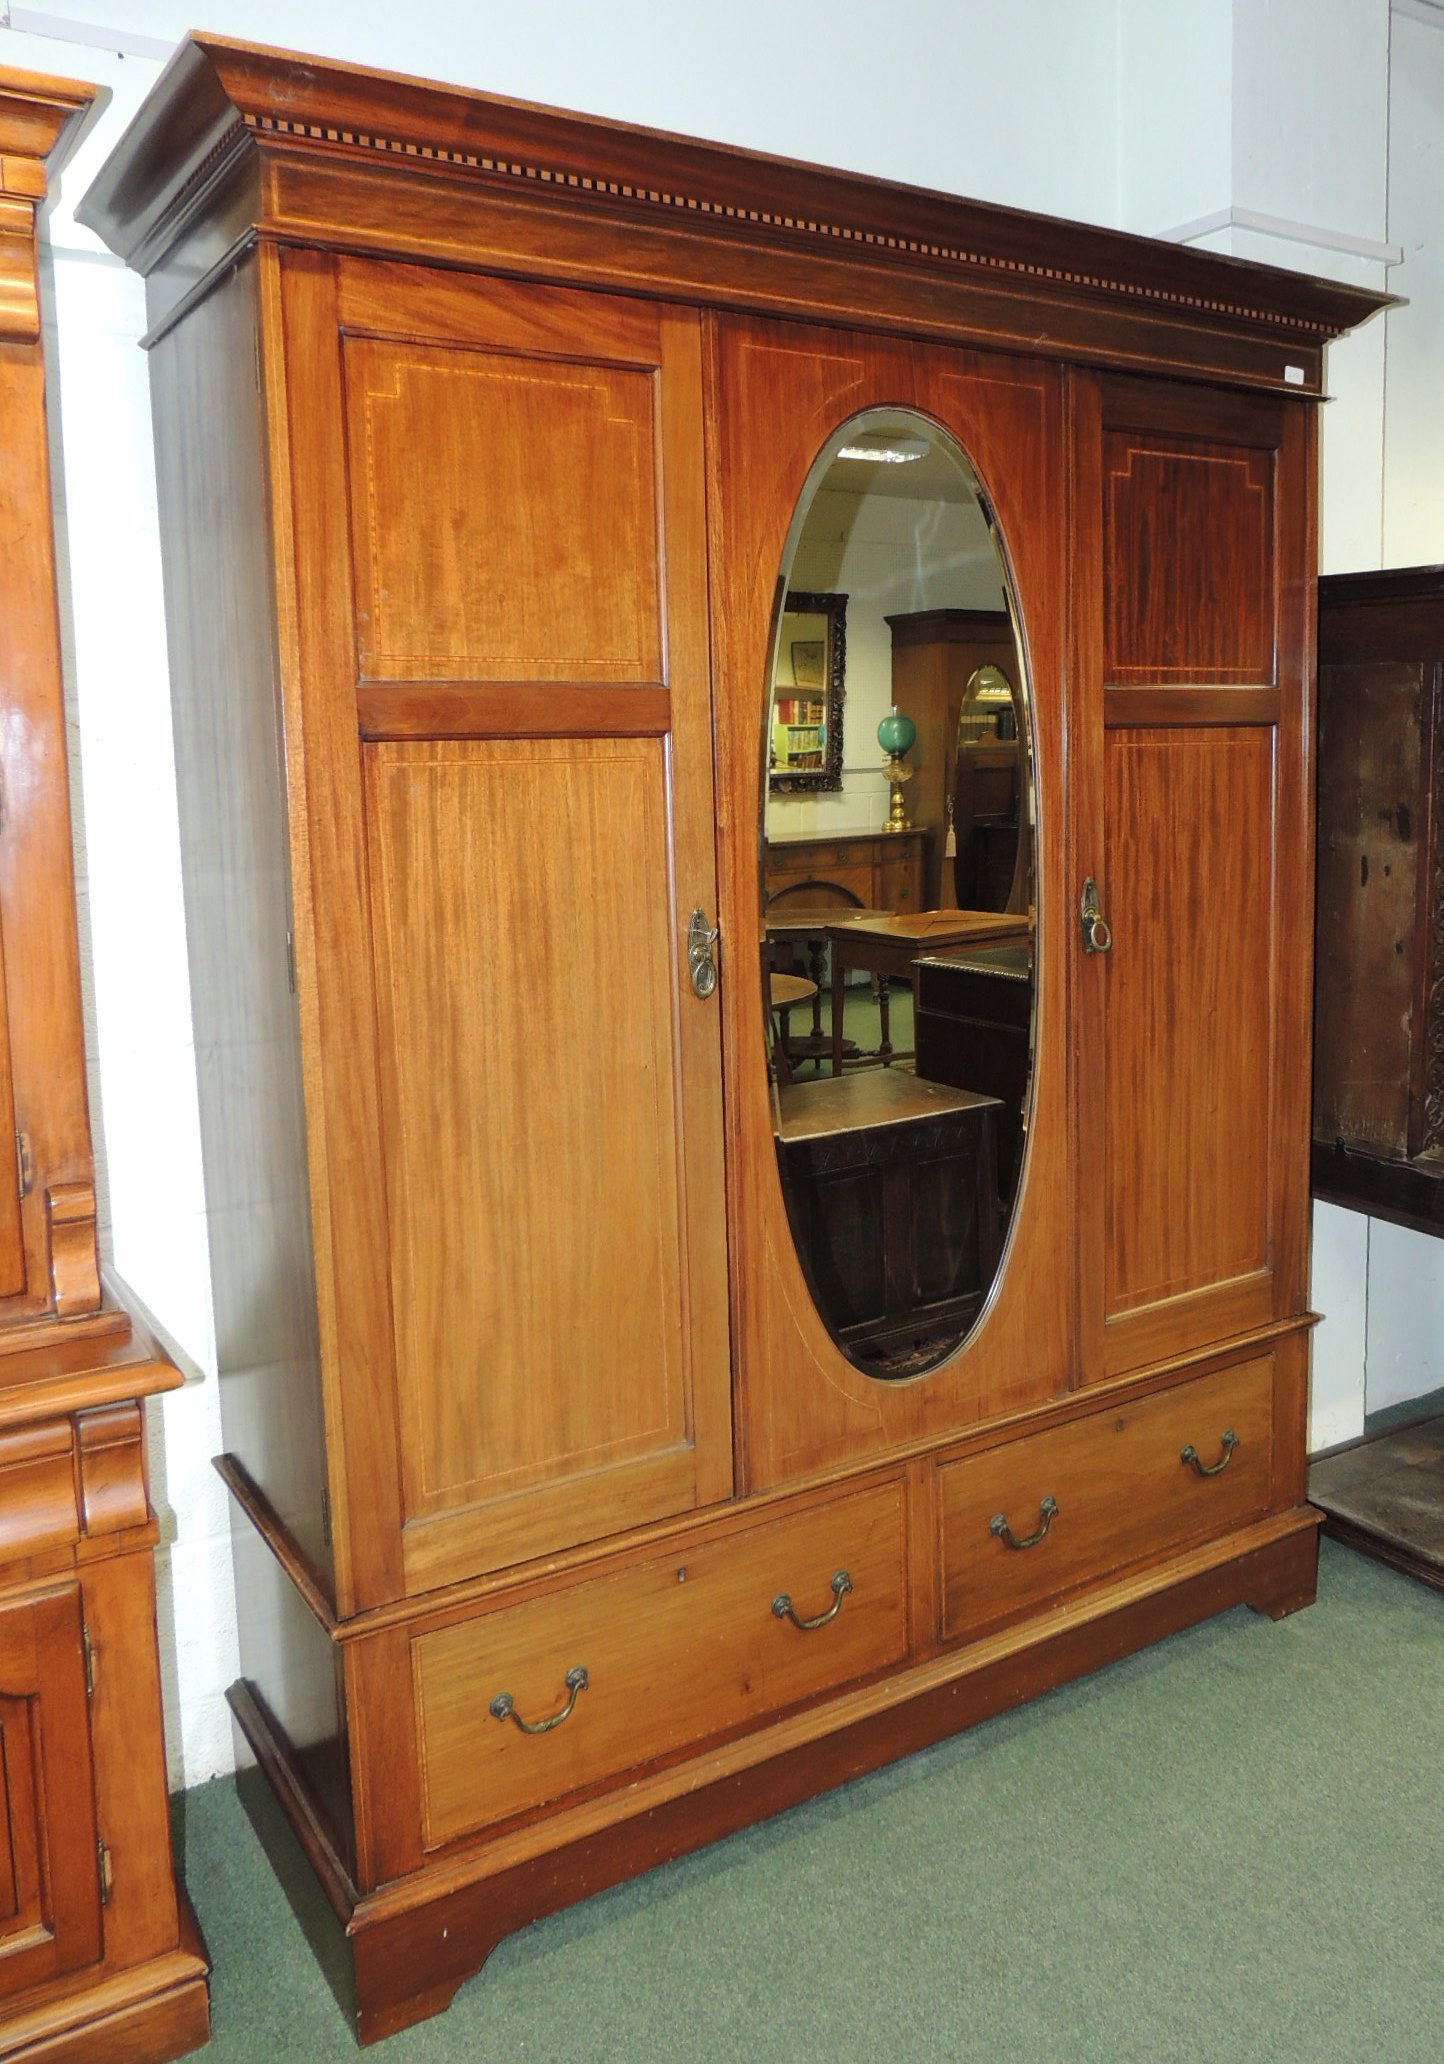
xmin=1119 ymin=0 xmax=1444 ymax=1449
xmin=5 ymin=0 xmax=1439 ymax=1786
xmin=1359 ymin=2 xmax=1444 ymax=1405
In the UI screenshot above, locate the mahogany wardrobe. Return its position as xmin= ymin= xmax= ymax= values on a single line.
xmin=80 ymin=33 xmax=1385 ymax=2045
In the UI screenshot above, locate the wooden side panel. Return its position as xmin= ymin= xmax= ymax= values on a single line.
xmin=228 ymin=1506 xmax=352 ymax=1874
xmin=0 ymin=917 xmax=23 ymax=1298
xmin=710 ymin=314 xmax=1074 ymax=1490
xmin=277 ymin=253 xmax=731 ymax=1606
xmin=0 ymin=1585 xmax=100 ymax=1996
xmin=1103 ymin=429 xmax=1274 ymax=684
xmin=1103 ymin=728 xmax=1274 ymax=1314
xmin=1313 ymin=657 xmax=1428 ymax=1160
xmin=366 ymin=738 xmax=702 ymax=1563
xmin=147 ymin=256 xmax=333 ymax=1590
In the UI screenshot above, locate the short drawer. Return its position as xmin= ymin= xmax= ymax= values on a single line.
xmin=413 ymin=1478 xmax=908 ymax=1849
xmin=937 ymin=1358 xmax=1274 ymax=1643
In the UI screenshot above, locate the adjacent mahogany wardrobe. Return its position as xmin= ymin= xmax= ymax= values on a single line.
xmin=81 ymin=35 xmax=1387 ymax=2045
xmin=0 ymin=65 xmax=207 ymax=2064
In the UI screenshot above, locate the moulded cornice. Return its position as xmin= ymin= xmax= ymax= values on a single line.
xmin=0 ymin=63 xmax=95 ymax=340
xmin=76 ymin=33 xmax=1394 ymax=390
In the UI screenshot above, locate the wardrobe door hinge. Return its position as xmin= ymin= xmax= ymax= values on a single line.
xmin=97 ymin=1838 xmax=113 ymax=1906
xmin=286 ymin=930 xmax=297 ymax=996
xmin=82 ymin=1623 xmax=96 ymax=1696
xmin=16 ymin=1130 xmax=33 ymax=1200
xmin=320 ymin=1484 xmax=332 ymax=1549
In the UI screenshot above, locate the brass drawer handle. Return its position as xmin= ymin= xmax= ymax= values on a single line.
xmin=990 ymin=1494 xmax=1058 ymax=1550
xmin=772 ymin=1569 xmax=852 ymax=1630
xmin=489 ymin=1665 xmax=588 ymax=1734
xmin=1181 ymin=1428 xmax=1238 ymax=1478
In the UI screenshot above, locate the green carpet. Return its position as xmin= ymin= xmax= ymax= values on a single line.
xmin=177 ymin=1539 xmax=1443 ymax=2061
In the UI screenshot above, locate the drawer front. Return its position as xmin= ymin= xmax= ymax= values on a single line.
xmin=875 ymin=848 xmax=922 ymax=913
xmin=766 ymin=836 xmax=868 ymax=874
xmin=414 ymin=1479 xmax=908 ymax=1848
xmin=938 ymin=1358 xmax=1274 ymax=1642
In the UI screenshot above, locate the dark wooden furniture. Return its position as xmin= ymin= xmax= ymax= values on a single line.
xmin=765 ymin=907 xmax=885 ymax=1068
xmin=764 ymin=828 xmax=927 ymax=914
xmin=828 ymin=912 xmax=1032 ymax=1072
xmin=1312 ymin=567 xmax=1444 ymax=1234
xmin=767 ymin=972 xmax=819 ymax=1084
xmin=775 ymin=1071 xmax=1001 ymax=1375
xmin=1309 ymin=1416 xmax=1444 ymax=1594
xmin=0 ymin=65 xmax=209 ymax=2064
xmin=1308 ymin=566 xmax=1444 ymax=1586
xmin=886 ymin=608 xmax=1027 ymax=909
xmin=914 ymin=943 xmax=1034 ymax=1195
xmin=80 ymin=33 xmax=1386 ymax=2046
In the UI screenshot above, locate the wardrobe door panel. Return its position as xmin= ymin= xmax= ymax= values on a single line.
xmin=1077 ymin=376 xmax=1312 ymax=1380
xmin=711 ymin=314 xmax=1073 ymax=1491
xmin=366 ymin=736 xmax=708 ymax=1584
xmin=1103 ymin=430 xmax=1275 ymax=685
xmin=0 ymin=335 xmax=97 ymax=1321
xmin=1103 ymin=728 xmax=1273 ymax=1317
xmin=343 ymin=333 xmax=660 ymax=687
xmin=0 ymin=1585 xmax=101 ymax=1997
xmin=279 ymin=255 xmax=731 ymax=1604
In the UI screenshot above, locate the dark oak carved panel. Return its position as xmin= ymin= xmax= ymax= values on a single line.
xmin=1312 ymin=566 xmax=1444 ymax=1234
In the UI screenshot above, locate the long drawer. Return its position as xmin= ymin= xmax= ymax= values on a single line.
xmin=413 ymin=1477 xmax=908 ymax=1849
xmin=937 ymin=1358 xmax=1274 ymax=1643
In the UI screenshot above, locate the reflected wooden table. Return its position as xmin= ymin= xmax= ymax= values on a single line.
xmin=764 ymin=907 xmax=886 ymax=1067
xmin=827 ymin=909 xmax=1033 ymax=1074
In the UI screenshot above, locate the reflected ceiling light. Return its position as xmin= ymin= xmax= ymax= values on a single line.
xmin=835 ymin=435 xmax=929 ymax=464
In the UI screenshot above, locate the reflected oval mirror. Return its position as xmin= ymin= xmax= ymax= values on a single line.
xmin=762 ymin=409 xmax=1036 ymax=1380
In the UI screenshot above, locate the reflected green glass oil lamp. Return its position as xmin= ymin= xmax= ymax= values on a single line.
xmin=877 ymin=705 xmax=916 ymax=831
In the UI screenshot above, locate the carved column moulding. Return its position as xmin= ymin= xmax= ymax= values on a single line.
xmin=0 ymin=70 xmax=89 ymax=341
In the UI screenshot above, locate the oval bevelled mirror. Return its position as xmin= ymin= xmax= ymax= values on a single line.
xmin=762 ymin=409 xmax=1036 ymax=1380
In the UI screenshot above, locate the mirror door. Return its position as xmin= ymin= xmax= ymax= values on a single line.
xmin=761 ymin=410 xmax=1035 ymax=1380
xmin=710 ymin=314 xmax=1075 ymax=1493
